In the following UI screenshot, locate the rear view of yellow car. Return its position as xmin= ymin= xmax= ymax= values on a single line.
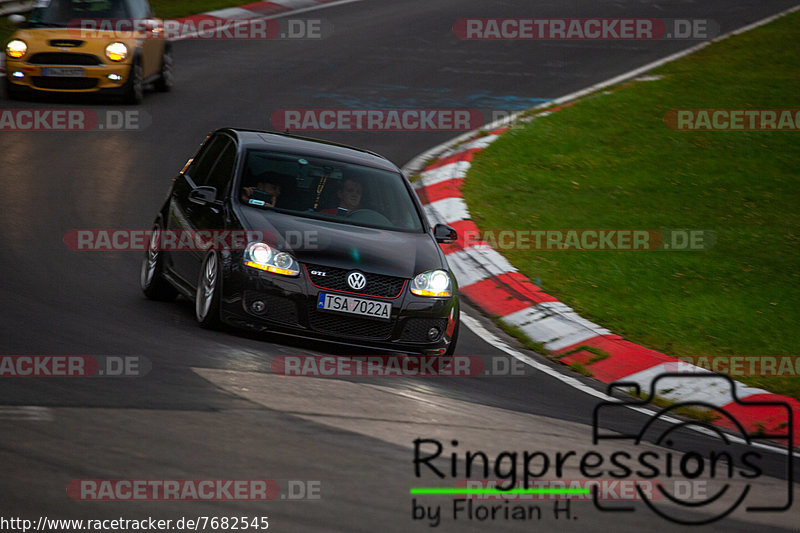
xmin=4 ymin=0 xmax=172 ymax=104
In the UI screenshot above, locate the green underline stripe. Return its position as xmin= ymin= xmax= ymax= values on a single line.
xmin=410 ymin=487 xmax=590 ymax=495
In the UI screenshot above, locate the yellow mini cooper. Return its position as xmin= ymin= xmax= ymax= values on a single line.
xmin=4 ymin=0 xmax=172 ymax=104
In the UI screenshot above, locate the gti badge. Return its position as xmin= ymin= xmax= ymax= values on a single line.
xmin=347 ymin=271 xmax=366 ymax=290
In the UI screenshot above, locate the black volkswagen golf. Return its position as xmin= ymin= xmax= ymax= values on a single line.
xmin=140 ymin=128 xmax=460 ymax=355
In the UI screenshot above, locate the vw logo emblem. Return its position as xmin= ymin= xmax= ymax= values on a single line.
xmin=347 ymin=271 xmax=366 ymax=291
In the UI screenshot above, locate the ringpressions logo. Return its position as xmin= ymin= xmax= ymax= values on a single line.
xmin=410 ymin=373 xmax=793 ymax=526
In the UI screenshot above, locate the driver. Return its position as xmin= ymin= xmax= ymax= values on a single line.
xmin=321 ymin=177 xmax=363 ymax=214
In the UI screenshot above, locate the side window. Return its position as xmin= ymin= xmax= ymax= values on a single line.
xmin=187 ymin=136 xmax=226 ymax=186
xmin=206 ymin=141 xmax=237 ymax=198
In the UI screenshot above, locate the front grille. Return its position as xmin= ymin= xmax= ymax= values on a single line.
xmin=29 ymin=52 xmax=102 ymax=66
xmin=305 ymin=264 xmax=406 ymax=298
xmin=308 ymin=303 xmax=394 ymax=340
xmin=400 ymin=318 xmax=448 ymax=343
xmin=32 ymin=77 xmax=99 ymax=90
xmin=48 ymin=39 xmax=86 ymax=48
xmin=49 ymin=40 xmax=85 ymax=48
xmin=243 ymin=291 xmax=299 ymax=325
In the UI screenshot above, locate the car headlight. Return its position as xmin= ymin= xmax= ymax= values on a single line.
xmin=6 ymin=39 xmax=27 ymax=59
xmin=105 ymin=42 xmax=128 ymax=62
xmin=411 ymin=269 xmax=452 ymax=297
xmin=244 ymin=242 xmax=300 ymax=276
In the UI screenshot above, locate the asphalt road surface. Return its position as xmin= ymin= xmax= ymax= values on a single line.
xmin=1 ymin=0 xmax=798 ymax=531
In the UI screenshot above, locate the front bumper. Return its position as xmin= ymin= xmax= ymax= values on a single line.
xmin=220 ymin=263 xmax=458 ymax=355
xmin=5 ymin=59 xmax=131 ymax=93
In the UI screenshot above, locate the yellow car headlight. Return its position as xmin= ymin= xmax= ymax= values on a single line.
xmin=105 ymin=42 xmax=128 ymax=62
xmin=6 ymin=39 xmax=27 ymax=59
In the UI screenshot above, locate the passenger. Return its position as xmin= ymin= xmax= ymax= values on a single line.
xmin=321 ymin=177 xmax=363 ymax=214
xmin=241 ymin=174 xmax=281 ymax=207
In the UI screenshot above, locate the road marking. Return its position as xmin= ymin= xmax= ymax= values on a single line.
xmin=0 ymin=406 xmax=53 ymax=421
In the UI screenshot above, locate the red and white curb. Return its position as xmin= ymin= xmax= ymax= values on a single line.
xmin=406 ymin=2 xmax=800 ymax=445
xmin=411 ymin=126 xmax=798 ymax=446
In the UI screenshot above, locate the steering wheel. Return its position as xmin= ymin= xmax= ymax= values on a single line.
xmin=345 ymin=209 xmax=393 ymax=226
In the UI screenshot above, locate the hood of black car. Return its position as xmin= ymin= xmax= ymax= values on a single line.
xmin=237 ymin=208 xmax=444 ymax=279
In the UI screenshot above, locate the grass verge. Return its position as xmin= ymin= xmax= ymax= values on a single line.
xmin=463 ymin=12 xmax=800 ymax=399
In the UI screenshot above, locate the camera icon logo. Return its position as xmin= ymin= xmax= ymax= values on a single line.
xmin=592 ymin=372 xmax=793 ymax=525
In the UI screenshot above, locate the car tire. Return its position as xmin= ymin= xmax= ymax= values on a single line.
xmin=444 ymin=309 xmax=460 ymax=356
xmin=196 ymin=251 xmax=222 ymax=329
xmin=155 ymin=47 xmax=173 ymax=92
xmin=122 ymin=60 xmax=143 ymax=105
xmin=140 ymin=221 xmax=178 ymax=301
xmin=4 ymin=77 xmax=23 ymax=100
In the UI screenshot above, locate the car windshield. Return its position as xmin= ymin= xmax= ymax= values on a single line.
xmin=239 ymin=150 xmax=424 ymax=232
xmin=28 ymin=0 xmax=131 ymax=27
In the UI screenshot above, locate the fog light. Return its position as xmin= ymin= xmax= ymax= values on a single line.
xmin=427 ymin=327 xmax=441 ymax=341
xmin=108 ymin=74 xmax=121 ymax=82
xmin=251 ymin=300 xmax=266 ymax=314
xmin=12 ymin=71 xmax=24 ymax=78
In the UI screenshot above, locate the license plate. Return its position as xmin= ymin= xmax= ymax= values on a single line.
xmin=42 ymin=67 xmax=85 ymax=78
xmin=317 ymin=293 xmax=391 ymax=320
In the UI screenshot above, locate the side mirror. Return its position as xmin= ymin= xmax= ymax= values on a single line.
xmin=188 ymin=186 xmax=217 ymax=206
xmin=433 ymin=223 xmax=458 ymax=244
xmin=9 ymin=14 xmax=25 ymax=27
